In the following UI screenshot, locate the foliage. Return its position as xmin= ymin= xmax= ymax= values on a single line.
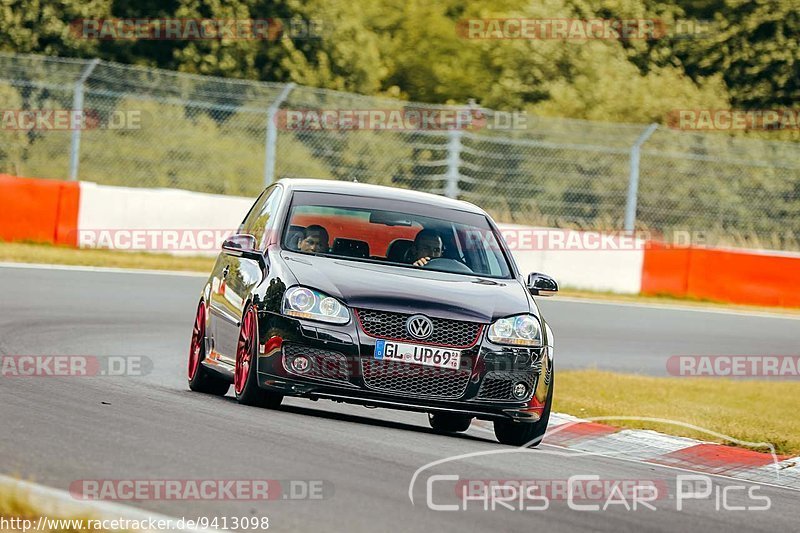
xmin=1 ymin=0 xmax=796 ymax=124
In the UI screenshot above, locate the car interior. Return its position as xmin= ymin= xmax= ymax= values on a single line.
xmin=385 ymin=238 xmax=413 ymax=262
xmin=331 ymin=238 xmax=370 ymax=258
xmin=282 ymin=208 xmax=510 ymax=277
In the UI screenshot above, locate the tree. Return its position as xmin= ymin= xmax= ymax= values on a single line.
xmin=674 ymin=0 xmax=799 ymax=109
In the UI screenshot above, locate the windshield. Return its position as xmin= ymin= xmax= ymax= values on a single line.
xmin=282 ymin=191 xmax=513 ymax=278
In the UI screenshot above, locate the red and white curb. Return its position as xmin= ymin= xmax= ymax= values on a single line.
xmin=536 ymin=413 xmax=799 ymax=490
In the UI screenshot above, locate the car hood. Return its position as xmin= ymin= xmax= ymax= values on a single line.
xmin=279 ymin=252 xmax=533 ymax=323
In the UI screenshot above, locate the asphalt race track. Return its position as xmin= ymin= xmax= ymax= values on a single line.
xmin=1 ymin=264 xmax=797 ymax=532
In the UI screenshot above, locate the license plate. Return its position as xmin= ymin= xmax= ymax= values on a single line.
xmin=374 ymin=339 xmax=461 ymax=370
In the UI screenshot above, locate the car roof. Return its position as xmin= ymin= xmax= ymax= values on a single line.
xmin=276 ymin=178 xmax=487 ymax=215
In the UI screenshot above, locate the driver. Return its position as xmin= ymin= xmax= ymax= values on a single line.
xmin=408 ymin=229 xmax=443 ymax=267
xmin=298 ymin=224 xmax=329 ymax=253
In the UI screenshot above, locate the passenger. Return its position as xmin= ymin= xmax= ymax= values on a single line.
xmin=298 ymin=224 xmax=330 ymax=253
xmin=408 ymin=229 xmax=443 ymax=267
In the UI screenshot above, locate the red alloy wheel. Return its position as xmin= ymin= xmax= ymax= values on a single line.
xmin=234 ymin=307 xmax=257 ymax=394
xmin=188 ymin=302 xmax=205 ymax=380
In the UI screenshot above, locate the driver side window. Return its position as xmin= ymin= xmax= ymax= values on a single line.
xmin=240 ymin=185 xmax=283 ymax=250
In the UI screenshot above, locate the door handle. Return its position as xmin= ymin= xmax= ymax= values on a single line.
xmin=222 ymin=265 xmax=230 ymax=278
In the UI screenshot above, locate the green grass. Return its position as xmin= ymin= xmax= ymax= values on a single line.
xmin=555 ymin=369 xmax=800 ymax=456
xmin=0 ymin=241 xmax=214 ymax=273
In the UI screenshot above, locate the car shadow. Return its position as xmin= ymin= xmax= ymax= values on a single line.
xmin=216 ymin=393 xmax=496 ymax=444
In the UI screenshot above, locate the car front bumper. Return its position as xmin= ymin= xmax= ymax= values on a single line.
xmin=254 ymin=312 xmax=553 ymax=422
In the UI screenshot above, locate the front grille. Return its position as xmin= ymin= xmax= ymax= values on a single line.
xmin=477 ymin=371 xmax=537 ymax=401
xmin=283 ymin=344 xmax=350 ymax=382
xmin=355 ymin=309 xmax=482 ymax=348
xmin=361 ymin=359 xmax=471 ymax=399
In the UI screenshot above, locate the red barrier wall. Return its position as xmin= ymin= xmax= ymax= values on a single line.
xmin=642 ymin=244 xmax=800 ymax=307
xmin=0 ymin=174 xmax=79 ymax=246
xmin=641 ymin=242 xmax=691 ymax=296
xmin=687 ymin=248 xmax=800 ymax=307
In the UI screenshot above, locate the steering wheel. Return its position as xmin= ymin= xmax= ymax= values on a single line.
xmin=422 ymin=257 xmax=473 ymax=273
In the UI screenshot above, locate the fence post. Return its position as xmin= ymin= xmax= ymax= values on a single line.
xmin=264 ymin=83 xmax=296 ymax=186
xmin=68 ymin=58 xmax=100 ymax=181
xmin=623 ymin=123 xmax=658 ymax=231
xmin=445 ymin=129 xmax=463 ymax=199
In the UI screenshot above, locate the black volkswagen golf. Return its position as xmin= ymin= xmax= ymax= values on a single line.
xmin=188 ymin=179 xmax=558 ymax=446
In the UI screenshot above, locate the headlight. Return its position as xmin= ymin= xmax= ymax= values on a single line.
xmin=282 ymin=287 xmax=350 ymax=325
xmin=487 ymin=314 xmax=542 ymax=346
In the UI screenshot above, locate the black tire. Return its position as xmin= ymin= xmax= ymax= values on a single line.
xmin=234 ymin=305 xmax=283 ymax=409
xmin=188 ymin=302 xmax=230 ymax=396
xmin=494 ymin=372 xmax=553 ymax=447
xmin=428 ymin=412 xmax=472 ymax=433
xmin=236 ymin=359 xmax=283 ymax=409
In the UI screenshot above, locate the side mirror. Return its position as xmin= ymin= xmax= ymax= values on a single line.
xmin=527 ymin=272 xmax=558 ymax=297
xmin=222 ymin=234 xmax=269 ymax=277
xmin=222 ymin=234 xmax=258 ymax=256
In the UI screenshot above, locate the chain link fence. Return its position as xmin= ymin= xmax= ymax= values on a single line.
xmin=1 ymin=52 xmax=799 ymax=250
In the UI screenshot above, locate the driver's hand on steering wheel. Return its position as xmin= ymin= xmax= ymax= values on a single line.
xmin=413 ymin=257 xmax=431 ymax=267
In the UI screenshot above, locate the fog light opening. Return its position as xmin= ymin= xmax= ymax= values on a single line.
xmin=290 ymin=355 xmax=311 ymax=374
xmin=512 ymin=382 xmax=528 ymax=400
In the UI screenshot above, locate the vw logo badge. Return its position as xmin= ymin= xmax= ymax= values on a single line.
xmin=406 ymin=315 xmax=433 ymax=340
